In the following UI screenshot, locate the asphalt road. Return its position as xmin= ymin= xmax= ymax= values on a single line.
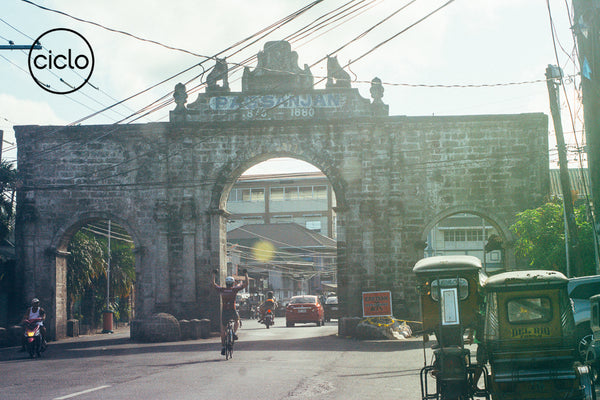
xmin=0 ymin=319 xmax=425 ymax=400
xmin=4 ymin=320 xmax=597 ymax=400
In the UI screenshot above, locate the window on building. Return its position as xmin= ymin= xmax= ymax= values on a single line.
xmin=270 ymin=187 xmax=284 ymax=201
xmin=314 ymin=186 xmax=327 ymax=199
xmin=241 ymin=189 xmax=251 ymax=201
xmin=445 ymin=229 xmax=487 ymax=242
xmin=284 ymin=187 xmax=299 ymax=200
xmin=251 ymin=188 xmax=264 ymax=202
xmin=306 ymin=220 xmax=321 ymax=231
xmin=299 ymin=186 xmax=313 ymax=200
xmin=444 ymin=231 xmax=454 ymax=242
xmin=242 ymin=216 xmax=263 ymax=223
xmin=467 ymin=230 xmax=484 ymax=242
xmin=236 ymin=188 xmax=264 ymax=202
xmin=270 ymin=185 xmax=329 ymax=201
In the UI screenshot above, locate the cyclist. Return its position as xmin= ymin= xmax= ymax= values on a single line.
xmin=257 ymin=291 xmax=277 ymax=323
xmin=211 ymin=269 xmax=248 ymax=356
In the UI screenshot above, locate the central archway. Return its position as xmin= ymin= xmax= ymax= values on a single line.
xmin=209 ymin=152 xmax=350 ymax=325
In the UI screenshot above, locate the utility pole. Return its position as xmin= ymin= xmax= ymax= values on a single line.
xmin=546 ymin=65 xmax=584 ymax=276
xmin=106 ymin=219 xmax=111 ymax=310
xmin=573 ymin=0 xmax=600 ymax=274
xmin=0 ymin=42 xmax=42 ymax=51
xmin=102 ymin=220 xmax=113 ymax=333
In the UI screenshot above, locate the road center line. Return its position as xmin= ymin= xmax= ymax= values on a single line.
xmin=53 ymin=385 xmax=111 ymax=399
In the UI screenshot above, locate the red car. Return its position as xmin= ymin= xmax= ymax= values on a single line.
xmin=285 ymin=295 xmax=325 ymax=327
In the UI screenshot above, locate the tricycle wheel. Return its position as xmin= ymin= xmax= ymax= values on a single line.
xmin=578 ymin=365 xmax=596 ymax=400
xmin=579 ymin=333 xmax=593 ymax=360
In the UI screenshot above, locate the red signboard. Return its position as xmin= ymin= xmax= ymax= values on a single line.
xmin=362 ymin=290 xmax=392 ymax=317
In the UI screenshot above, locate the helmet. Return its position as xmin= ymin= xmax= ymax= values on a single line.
xmin=225 ymin=276 xmax=235 ymax=286
xmin=267 ymin=291 xmax=274 ymax=299
xmin=31 ymin=298 xmax=39 ymax=305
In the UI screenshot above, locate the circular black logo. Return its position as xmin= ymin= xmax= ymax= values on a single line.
xmin=28 ymin=28 xmax=95 ymax=95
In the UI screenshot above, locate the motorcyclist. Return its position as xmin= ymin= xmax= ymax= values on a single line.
xmin=211 ymin=269 xmax=248 ymax=356
xmin=258 ymin=291 xmax=277 ymax=323
xmin=20 ymin=298 xmax=46 ymax=351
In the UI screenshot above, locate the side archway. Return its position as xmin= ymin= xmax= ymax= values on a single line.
xmin=420 ymin=206 xmax=516 ymax=273
xmin=47 ymin=212 xmax=142 ymax=339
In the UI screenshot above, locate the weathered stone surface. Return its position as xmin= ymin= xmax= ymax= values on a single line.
xmin=129 ymin=319 xmax=144 ymax=341
xmin=199 ymin=319 xmax=211 ymax=339
xmin=132 ymin=313 xmax=181 ymax=343
xmin=66 ymin=319 xmax=79 ymax=337
xmin=179 ymin=319 xmax=191 ymax=340
xmin=8 ymin=325 xmax=23 ymax=346
xmin=14 ymin=44 xmax=549 ymax=341
xmin=338 ymin=317 xmax=362 ymax=337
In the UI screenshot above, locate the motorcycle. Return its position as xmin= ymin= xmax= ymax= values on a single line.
xmin=262 ymin=309 xmax=274 ymax=329
xmin=251 ymin=305 xmax=260 ymax=320
xmin=23 ymin=318 xmax=45 ymax=358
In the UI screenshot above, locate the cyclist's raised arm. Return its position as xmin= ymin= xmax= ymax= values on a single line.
xmin=211 ymin=269 xmax=220 ymax=289
xmin=242 ymin=269 xmax=249 ymax=289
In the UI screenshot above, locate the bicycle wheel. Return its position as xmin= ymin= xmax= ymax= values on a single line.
xmin=227 ymin=343 xmax=233 ymax=359
xmin=225 ymin=324 xmax=234 ymax=360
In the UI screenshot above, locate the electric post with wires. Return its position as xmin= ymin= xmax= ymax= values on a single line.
xmin=573 ymin=0 xmax=600 ymax=274
xmin=546 ymin=64 xmax=585 ymax=277
xmin=102 ymin=219 xmax=113 ymax=334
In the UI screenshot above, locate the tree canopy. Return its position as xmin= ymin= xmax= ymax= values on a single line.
xmin=0 ymin=160 xmax=16 ymax=241
xmin=510 ymin=200 xmax=597 ymax=276
xmin=67 ymin=225 xmax=135 ymax=325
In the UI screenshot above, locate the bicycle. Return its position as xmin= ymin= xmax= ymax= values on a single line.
xmin=224 ymin=319 xmax=236 ymax=360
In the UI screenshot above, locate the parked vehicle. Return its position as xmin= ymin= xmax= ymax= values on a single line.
xmin=275 ymin=298 xmax=289 ymax=317
xmin=23 ymin=319 xmax=44 ymax=359
xmin=324 ymin=296 xmax=339 ymax=322
xmin=285 ymin=295 xmax=324 ymax=327
xmin=482 ymin=270 xmax=596 ymax=399
xmin=585 ymin=294 xmax=600 ymax=382
xmin=568 ymin=275 xmax=600 ymax=359
xmin=413 ymin=255 xmax=488 ymax=400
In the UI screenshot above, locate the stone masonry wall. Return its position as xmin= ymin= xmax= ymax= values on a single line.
xmin=14 ymin=112 xmax=548 ymax=339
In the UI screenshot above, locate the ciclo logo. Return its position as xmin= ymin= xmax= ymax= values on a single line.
xmin=28 ymin=28 xmax=94 ymax=95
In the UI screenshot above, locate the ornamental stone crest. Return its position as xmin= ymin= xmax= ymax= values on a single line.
xmin=242 ymin=41 xmax=313 ymax=93
xmin=171 ymin=40 xmax=388 ymax=122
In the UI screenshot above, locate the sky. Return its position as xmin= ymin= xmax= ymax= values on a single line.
xmin=0 ymin=0 xmax=587 ymax=173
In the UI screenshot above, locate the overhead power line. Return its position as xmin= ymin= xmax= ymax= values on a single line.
xmin=20 ymin=0 xmax=213 ymax=59
xmin=17 ymin=0 xmax=327 ymax=156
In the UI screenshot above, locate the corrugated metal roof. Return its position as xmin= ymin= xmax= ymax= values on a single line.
xmin=228 ymin=222 xmax=336 ymax=249
xmin=549 ymin=168 xmax=590 ymax=199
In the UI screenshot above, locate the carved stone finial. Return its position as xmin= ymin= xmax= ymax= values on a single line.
xmin=370 ymin=77 xmax=389 ymax=116
xmin=206 ymin=58 xmax=230 ymax=94
xmin=326 ymin=56 xmax=351 ymax=88
xmin=242 ymin=41 xmax=313 ymax=93
xmin=370 ymin=77 xmax=384 ymax=104
xmin=173 ymin=83 xmax=188 ymax=112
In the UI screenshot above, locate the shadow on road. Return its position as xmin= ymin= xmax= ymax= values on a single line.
xmin=0 ymin=327 xmax=423 ymax=363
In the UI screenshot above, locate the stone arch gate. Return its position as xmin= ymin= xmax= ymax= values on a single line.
xmin=14 ymin=41 xmax=549 ymax=339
